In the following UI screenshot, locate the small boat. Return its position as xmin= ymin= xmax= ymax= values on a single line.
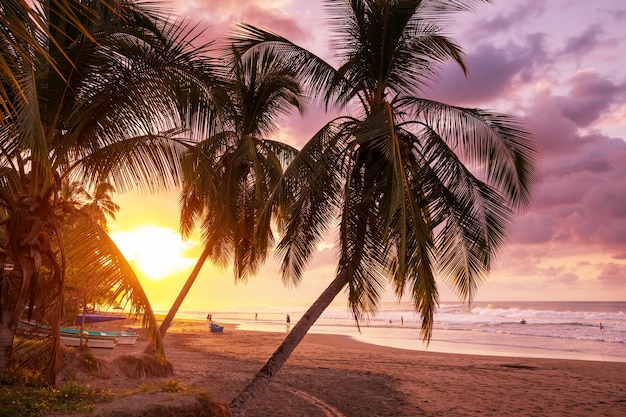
xmin=209 ymin=322 xmax=224 ymax=333
xmin=19 ymin=321 xmax=133 ymax=348
xmin=76 ymin=313 xmax=126 ymax=324
xmin=60 ymin=328 xmax=118 ymax=349
xmin=115 ymin=331 xmax=138 ymax=345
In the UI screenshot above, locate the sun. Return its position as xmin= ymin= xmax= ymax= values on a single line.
xmin=110 ymin=226 xmax=194 ymax=280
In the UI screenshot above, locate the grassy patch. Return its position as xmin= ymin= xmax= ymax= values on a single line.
xmin=0 ymin=381 xmax=113 ymax=417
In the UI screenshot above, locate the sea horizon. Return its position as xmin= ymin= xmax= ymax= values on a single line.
xmin=156 ymin=300 xmax=626 ymax=363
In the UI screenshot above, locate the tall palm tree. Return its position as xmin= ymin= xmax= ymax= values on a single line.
xmin=227 ymin=1 xmax=539 ymax=415
xmin=0 ymin=0 xmax=218 ymax=383
xmin=158 ymin=47 xmax=304 ymax=337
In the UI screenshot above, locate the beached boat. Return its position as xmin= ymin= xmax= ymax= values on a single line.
xmin=76 ymin=313 xmax=126 ymax=324
xmin=209 ymin=322 xmax=224 ymax=333
xmin=19 ymin=321 xmax=135 ymax=348
xmin=60 ymin=328 xmax=118 ymax=349
xmin=116 ymin=331 xmax=138 ymax=345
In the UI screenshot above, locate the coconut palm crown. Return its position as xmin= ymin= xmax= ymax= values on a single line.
xmin=157 ymin=46 xmax=305 ymax=337
xmin=234 ymin=0 xmax=537 ymax=337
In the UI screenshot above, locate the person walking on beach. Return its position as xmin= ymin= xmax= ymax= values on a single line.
xmin=286 ymin=314 xmax=291 ymax=331
xmin=207 ymin=313 xmax=212 ymax=324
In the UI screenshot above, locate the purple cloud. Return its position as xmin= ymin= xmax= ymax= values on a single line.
xmin=514 ymin=92 xmax=626 ymax=251
xmin=555 ymin=72 xmax=626 ymax=127
xmin=424 ymin=34 xmax=547 ymax=106
xmin=558 ymin=24 xmax=605 ymax=57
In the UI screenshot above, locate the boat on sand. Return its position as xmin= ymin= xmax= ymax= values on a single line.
xmin=209 ymin=322 xmax=224 ymax=333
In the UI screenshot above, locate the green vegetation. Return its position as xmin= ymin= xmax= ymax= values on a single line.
xmin=0 ymin=378 xmax=211 ymax=417
xmin=0 ymin=382 xmax=112 ymax=417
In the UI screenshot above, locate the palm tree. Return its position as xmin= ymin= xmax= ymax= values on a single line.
xmin=158 ymin=46 xmax=304 ymax=337
xmin=227 ymin=1 xmax=539 ymax=415
xmin=8 ymin=179 xmax=160 ymax=385
xmin=79 ymin=182 xmax=120 ymax=231
xmin=0 ymin=0 xmax=218 ymax=383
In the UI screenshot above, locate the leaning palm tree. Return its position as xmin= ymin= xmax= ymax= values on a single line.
xmin=0 ymin=0 xmax=218 ymax=383
xmin=158 ymin=46 xmax=304 ymax=337
xmin=227 ymin=1 xmax=539 ymax=415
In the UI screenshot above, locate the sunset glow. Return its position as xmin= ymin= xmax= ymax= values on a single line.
xmin=108 ymin=0 xmax=626 ymax=306
xmin=110 ymin=226 xmax=194 ymax=280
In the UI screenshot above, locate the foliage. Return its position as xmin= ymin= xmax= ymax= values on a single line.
xmin=0 ymin=0 xmax=218 ymax=383
xmin=158 ymin=44 xmax=305 ymax=337
xmin=179 ymin=46 xmax=303 ymax=279
xmin=0 ymin=381 xmax=112 ymax=417
xmin=231 ymin=0 xmax=539 ymax=338
xmin=227 ymin=1 xmax=539 ymax=414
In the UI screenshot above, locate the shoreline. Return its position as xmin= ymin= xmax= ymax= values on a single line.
xmin=189 ymin=315 xmax=626 ymax=364
xmin=75 ymin=319 xmax=626 ymax=417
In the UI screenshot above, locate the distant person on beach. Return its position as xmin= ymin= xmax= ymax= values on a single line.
xmin=255 ymin=313 xmax=258 ymax=320
xmin=286 ymin=314 xmax=291 ymax=331
xmin=600 ymin=323 xmax=604 ymax=330
xmin=207 ymin=313 xmax=212 ymax=324
xmin=401 ymin=316 xmax=404 ymax=325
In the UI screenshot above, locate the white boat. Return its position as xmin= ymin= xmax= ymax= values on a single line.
xmin=20 ymin=321 xmax=133 ymax=348
xmin=116 ymin=331 xmax=138 ymax=345
xmin=60 ymin=328 xmax=118 ymax=349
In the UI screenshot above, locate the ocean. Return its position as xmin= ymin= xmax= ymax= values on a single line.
xmin=165 ymin=301 xmax=626 ymax=363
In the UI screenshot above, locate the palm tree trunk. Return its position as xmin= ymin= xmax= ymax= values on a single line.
xmin=0 ymin=316 xmax=15 ymax=378
xmin=227 ymin=270 xmax=349 ymax=417
xmin=158 ymin=246 xmax=211 ymax=338
xmin=0 ymin=259 xmax=34 ymax=380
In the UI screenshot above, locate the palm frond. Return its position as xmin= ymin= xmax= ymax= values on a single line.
xmin=399 ymin=97 xmax=540 ymax=210
xmin=72 ymin=129 xmax=189 ymax=193
xmin=229 ymin=24 xmax=342 ymax=109
xmin=272 ymin=119 xmax=352 ymax=285
xmin=61 ymin=214 xmax=166 ymax=362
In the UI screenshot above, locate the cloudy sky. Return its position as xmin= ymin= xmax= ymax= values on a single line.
xmin=111 ymin=0 xmax=626 ymax=309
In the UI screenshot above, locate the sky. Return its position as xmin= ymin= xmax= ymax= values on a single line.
xmin=109 ymin=0 xmax=626 ymax=311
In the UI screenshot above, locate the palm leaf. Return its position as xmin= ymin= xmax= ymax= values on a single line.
xmin=61 ymin=213 xmax=166 ymax=362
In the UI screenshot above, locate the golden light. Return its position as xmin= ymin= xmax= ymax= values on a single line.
xmin=110 ymin=226 xmax=194 ymax=280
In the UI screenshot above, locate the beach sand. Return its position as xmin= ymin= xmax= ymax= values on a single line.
xmin=54 ymin=319 xmax=626 ymax=417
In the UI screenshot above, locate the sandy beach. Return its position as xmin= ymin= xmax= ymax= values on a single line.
xmin=53 ymin=319 xmax=626 ymax=417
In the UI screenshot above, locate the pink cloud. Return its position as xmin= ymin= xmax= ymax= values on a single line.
xmin=424 ymin=40 xmax=543 ymax=106
xmin=547 ymin=272 xmax=579 ymax=285
xmin=168 ymin=0 xmax=312 ymax=45
xmin=596 ymin=263 xmax=626 ymax=289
